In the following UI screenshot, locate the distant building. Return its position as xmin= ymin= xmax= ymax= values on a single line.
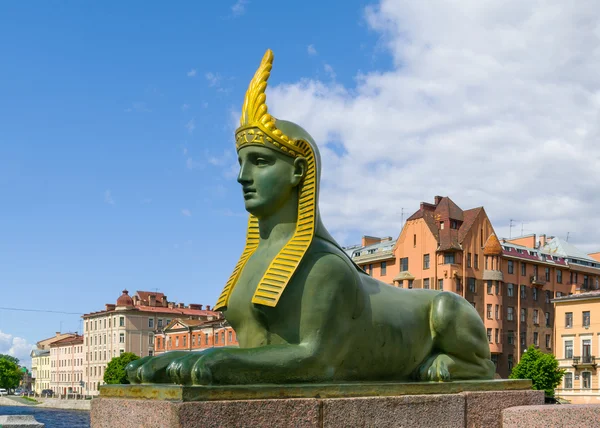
xmin=82 ymin=290 xmax=221 ymax=395
xmin=350 ymin=196 xmax=600 ymax=378
xmin=31 ymin=332 xmax=78 ymax=394
xmin=553 ymin=291 xmax=600 ymax=403
xmin=49 ymin=334 xmax=84 ymax=395
xmin=154 ymin=318 xmax=238 ymax=355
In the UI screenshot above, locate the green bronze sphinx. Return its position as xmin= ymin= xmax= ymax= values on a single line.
xmin=126 ymin=50 xmax=495 ymax=385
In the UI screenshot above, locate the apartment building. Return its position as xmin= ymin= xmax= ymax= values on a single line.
xmin=31 ymin=332 xmax=78 ymax=394
xmin=82 ymin=289 xmax=221 ymax=395
xmin=554 ymin=291 xmax=600 ymax=403
xmin=49 ymin=335 xmax=84 ymax=395
xmin=154 ymin=318 xmax=238 ymax=354
xmin=349 ymin=195 xmax=600 ymax=378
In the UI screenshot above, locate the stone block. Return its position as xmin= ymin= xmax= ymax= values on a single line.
xmin=462 ymin=389 xmax=545 ymax=428
xmin=502 ymin=404 xmax=600 ymax=428
xmin=91 ymin=398 xmax=180 ymax=428
xmin=0 ymin=415 xmax=45 ymax=427
xmin=322 ymin=394 xmax=464 ymax=428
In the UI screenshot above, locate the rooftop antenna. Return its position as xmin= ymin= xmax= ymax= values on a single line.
xmin=509 ymin=219 xmax=516 ymax=239
xmin=400 ymin=208 xmax=405 ymax=227
xmin=566 ymin=232 xmax=571 ymax=242
xmin=521 ymin=222 xmax=526 ymax=236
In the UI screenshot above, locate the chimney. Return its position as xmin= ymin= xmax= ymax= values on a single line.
xmin=540 ymin=234 xmax=547 ymax=247
xmin=189 ymin=304 xmax=203 ymax=310
xmin=162 ymin=296 xmax=168 ymax=307
xmin=177 ymin=303 xmax=185 ymax=309
xmin=105 ymin=304 xmax=115 ymax=311
xmin=206 ymin=305 xmax=211 ymax=311
xmin=149 ymin=295 xmax=156 ymax=307
xmin=434 ymin=196 xmax=443 ymax=205
xmin=168 ymin=302 xmax=175 ymax=309
xmin=56 ymin=332 xmax=61 ymax=336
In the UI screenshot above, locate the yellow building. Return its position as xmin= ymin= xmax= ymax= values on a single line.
xmin=31 ymin=332 xmax=77 ymax=394
xmin=554 ymin=291 xmax=600 ymax=403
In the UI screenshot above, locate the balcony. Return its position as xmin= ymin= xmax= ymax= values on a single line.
xmin=572 ymin=356 xmax=597 ymax=369
xmin=530 ymin=275 xmax=546 ymax=287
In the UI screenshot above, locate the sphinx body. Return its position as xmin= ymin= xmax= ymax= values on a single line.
xmin=126 ymin=50 xmax=495 ymax=385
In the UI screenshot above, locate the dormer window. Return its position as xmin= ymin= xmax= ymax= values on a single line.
xmin=440 ymin=221 xmax=445 ymax=230
xmin=450 ymin=220 xmax=458 ymax=229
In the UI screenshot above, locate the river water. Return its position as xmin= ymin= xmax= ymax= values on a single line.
xmin=0 ymin=406 xmax=90 ymax=427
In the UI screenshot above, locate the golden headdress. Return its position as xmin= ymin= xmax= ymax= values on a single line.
xmin=214 ymin=49 xmax=317 ymax=310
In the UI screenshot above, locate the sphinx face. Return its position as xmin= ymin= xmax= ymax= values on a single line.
xmin=236 ymin=145 xmax=298 ymax=219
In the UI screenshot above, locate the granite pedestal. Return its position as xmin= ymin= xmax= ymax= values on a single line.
xmin=92 ymin=380 xmax=543 ymax=428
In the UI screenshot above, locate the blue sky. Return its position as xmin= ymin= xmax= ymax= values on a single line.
xmin=0 ymin=0 xmax=387 ymax=364
xmin=2 ymin=1 xmax=600 ymax=366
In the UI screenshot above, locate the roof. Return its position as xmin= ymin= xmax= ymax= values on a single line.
xmin=483 ymin=233 xmax=503 ymax=256
xmin=49 ymin=335 xmax=83 ymax=347
xmin=116 ymin=289 xmax=134 ymax=307
xmin=136 ymin=291 xmax=166 ymax=305
xmin=350 ymin=239 xmax=395 ymax=258
xmin=552 ymin=290 xmax=600 ymax=303
xmin=31 ymin=349 xmax=50 ymax=357
xmin=542 ymin=237 xmax=598 ymax=263
xmin=500 ymin=242 xmax=568 ymax=266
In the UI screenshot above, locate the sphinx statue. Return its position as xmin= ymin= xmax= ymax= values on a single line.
xmin=126 ymin=50 xmax=495 ymax=385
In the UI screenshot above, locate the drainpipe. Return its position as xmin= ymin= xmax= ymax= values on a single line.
xmin=516 ymin=259 xmax=521 ymax=363
xmin=462 ymin=247 xmax=466 ymax=298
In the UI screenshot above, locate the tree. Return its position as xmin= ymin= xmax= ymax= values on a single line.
xmin=509 ymin=345 xmax=565 ymax=397
xmin=104 ymin=352 xmax=140 ymax=385
xmin=0 ymin=354 xmax=19 ymax=365
xmin=0 ymin=357 xmax=22 ymax=390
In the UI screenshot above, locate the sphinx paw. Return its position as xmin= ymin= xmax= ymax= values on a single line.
xmin=191 ymin=357 xmax=213 ymax=385
xmin=167 ymin=353 xmax=204 ymax=385
xmin=417 ymin=353 xmax=452 ymax=382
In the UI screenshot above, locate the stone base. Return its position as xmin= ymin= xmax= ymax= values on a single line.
xmin=503 ymin=404 xmax=600 ymax=428
xmin=92 ymin=381 xmax=543 ymax=428
xmin=0 ymin=415 xmax=45 ymax=427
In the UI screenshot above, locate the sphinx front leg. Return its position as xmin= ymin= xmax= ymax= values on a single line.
xmin=126 ymin=351 xmax=190 ymax=384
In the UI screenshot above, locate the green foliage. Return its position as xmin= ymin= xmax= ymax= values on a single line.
xmin=103 ymin=352 xmax=140 ymax=385
xmin=22 ymin=396 xmax=39 ymax=404
xmin=509 ymin=345 xmax=565 ymax=397
xmin=0 ymin=357 xmax=22 ymax=390
xmin=0 ymin=354 xmax=19 ymax=365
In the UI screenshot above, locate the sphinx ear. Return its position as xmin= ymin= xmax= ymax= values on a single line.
xmin=291 ymin=156 xmax=307 ymax=187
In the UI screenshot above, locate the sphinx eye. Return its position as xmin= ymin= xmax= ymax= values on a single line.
xmin=255 ymin=157 xmax=269 ymax=166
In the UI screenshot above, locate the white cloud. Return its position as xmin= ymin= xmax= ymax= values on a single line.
xmin=323 ymin=63 xmax=336 ymax=80
xmin=0 ymin=330 xmax=35 ymax=369
xmin=124 ymin=102 xmax=151 ymax=113
xmin=181 ymin=103 xmax=190 ymax=111
xmin=187 ymin=69 xmax=197 ymax=77
xmin=205 ymin=72 xmax=221 ymax=87
xmin=104 ymin=190 xmax=115 ymax=205
xmin=266 ymin=0 xmax=600 ymax=251
xmin=231 ymin=0 xmax=248 ymax=16
xmin=181 ymin=209 xmax=192 ymax=217
xmin=185 ymin=118 xmax=196 ymax=134
xmin=307 ymin=44 xmax=318 ymax=56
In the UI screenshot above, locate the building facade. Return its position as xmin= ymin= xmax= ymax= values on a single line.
xmin=49 ymin=335 xmax=84 ymax=396
xmin=31 ymin=332 xmax=78 ymax=394
xmin=82 ymin=290 xmax=221 ymax=395
xmin=154 ymin=319 xmax=238 ymax=354
xmin=554 ymin=291 xmax=600 ymax=404
xmin=349 ymin=196 xmax=600 ymax=378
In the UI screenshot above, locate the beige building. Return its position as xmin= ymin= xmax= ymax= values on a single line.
xmin=82 ymin=290 xmax=220 ymax=395
xmin=554 ymin=291 xmax=600 ymax=403
xmin=31 ymin=332 xmax=77 ymax=394
xmin=49 ymin=335 xmax=84 ymax=395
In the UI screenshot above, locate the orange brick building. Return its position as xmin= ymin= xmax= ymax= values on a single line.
xmin=350 ymin=196 xmax=600 ymax=378
xmin=154 ymin=318 xmax=237 ymax=354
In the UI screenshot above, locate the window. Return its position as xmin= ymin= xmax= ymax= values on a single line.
xmin=487 ymin=281 xmax=493 ymax=294
xmin=583 ymin=339 xmax=591 ymax=358
xmin=507 ymin=307 xmax=514 ymax=321
xmin=545 ymin=334 xmax=551 ymax=349
xmin=205 ymin=334 xmax=209 ymax=345
xmin=496 ymin=282 xmax=501 ymax=295
xmin=545 ymin=312 xmax=550 ymax=327
xmin=381 ymin=261 xmax=387 ymax=276
xmin=582 ymin=372 xmax=591 ymax=389
xmin=474 ymin=254 xmax=479 ymax=269
xmin=408 ymin=280 xmax=413 ymax=289
xmin=183 ymin=336 xmax=187 ymax=347
xmin=157 ymin=337 xmax=161 ymax=349
xmin=438 ymin=279 xmax=443 ymax=290
xmin=148 ymin=350 xmax=153 ymax=357
xmin=533 ymin=332 xmax=539 ymax=346
xmin=487 ymin=304 xmax=492 ymax=319
xmin=423 ymin=278 xmax=429 ymax=289
xmin=520 ymin=285 xmax=526 ymax=299
xmin=119 ymin=333 xmax=124 ymax=343
xmin=508 ymin=355 xmax=514 ymax=372
xmin=467 ymin=253 xmax=472 ymax=268
xmin=583 ymin=311 xmax=591 ymax=327
xmin=176 ymin=337 xmax=179 ymax=347
xmin=397 ymin=280 xmax=403 ymax=288
xmin=495 ymin=304 xmax=500 ymax=320
xmin=148 ymin=318 xmax=154 ymax=329
xmin=468 ymin=277 xmax=476 ymax=293
xmin=564 ymin=372 xmax=572 ymax=389
xmin=400 ymin=257 xmax=409 ymax=271
xmin=557 ymin=270 xmax=562 ymax=283
xmin=508 ymin=260 xmax=514 ymax=274
xmin=564 ymin=340 xmax=573 ymax=358
xmin=584 ymin=275 xmax=589 ymax=288
xmin=158 ymin=319 xmax=163 ymax=329
xmin=444 ymin=253 xmax=455 ymax=264
xmin=545 ymin=267 xmax=550 ymax=281
xmin=520 ymin=308 xmax=526 ymax=322
xmin=228 ymin=331 xmax=233 ymax=342
xmin=565 ymin=312 xmax=573 ymax=328
xmin=507 ymin=330 xmax=514 ymax=344
xmin=532 ymin=287 xmax=538 ymax=301
xmin=221 ymin=332 xmax=225 ymax=343
xmin=487 ymin=328 xmax=492 ymax=343
xmin=191 ymin=335 xmax=196 ymax=346
xmin=450 ymin=220 xmax=458 ymax=229
xmin=533 ymin=309 xmax=539 ymax=325
xmin=368 ymin=264 xmax=373 ymax=275
xmin=440 ymin=221 xmax=444 ymax=230
xmin=495 ymin=328 xmax=499 ymax=343
xmin=149 ymin=333 xmax=154 ymax=346
xmin=507 ymin=283 xmax=514 ymax=297
xmin=521 ymin=263 xmax=526 ymax=276
xmin=520 ymin=332 xmax=526 ymax=347
xmin=491 ymin=354 xmax=498 ymax=367
xmin=545 ymin=291 xmax=551 ymax=303
xmin=423 ymin=254 xmax=430 ymax=269
xmin=119 ymin=317 xmax=125 ymax=327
